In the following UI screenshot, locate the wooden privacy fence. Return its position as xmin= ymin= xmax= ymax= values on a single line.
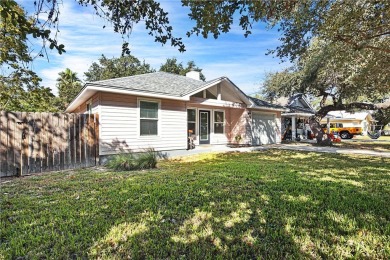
xmin=0 ymin=112 xmax=99 ymax=177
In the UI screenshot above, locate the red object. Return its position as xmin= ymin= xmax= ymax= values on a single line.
xmin=328 ymin=133 xmax=341 ymax=142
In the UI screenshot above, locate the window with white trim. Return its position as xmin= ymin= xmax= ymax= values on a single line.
xmin=187 ymin=109 xmax=196 ymax=136
xmin=140 ymin=100 xmax=159 ymax=136
xmin=214 ymin=111 xmax=224 ymax=134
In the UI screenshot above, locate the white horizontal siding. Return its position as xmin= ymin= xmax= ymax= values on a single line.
xmin=99 ymin=93 xmax=187 ymax=154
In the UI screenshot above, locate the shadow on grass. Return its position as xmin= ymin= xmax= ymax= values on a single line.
xmin=1 ymin=150 xmax=389 ymax=258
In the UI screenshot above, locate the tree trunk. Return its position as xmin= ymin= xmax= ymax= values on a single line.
xmin=309 ymin=115 xmax=332 ymax=146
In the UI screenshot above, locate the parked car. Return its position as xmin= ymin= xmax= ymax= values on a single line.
xmin=320 ymin=123 xmax=363 ymax=139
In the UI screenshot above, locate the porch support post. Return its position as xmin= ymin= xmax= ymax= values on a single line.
xmin=327 ymin=117 xmax=330 ymax=134
xmin=291 ymin=116 xmax=296 ymax=140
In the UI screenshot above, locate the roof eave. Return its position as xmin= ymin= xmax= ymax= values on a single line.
xmin=249 ymin=104 xmax=289 ymax=112
xmin=182 ymin=77 xmax=253 ymax=106
xmin=282 ymin=112 xmax=315 ymax=117
xmin=65 ymin=83 xmax=189 ymax=112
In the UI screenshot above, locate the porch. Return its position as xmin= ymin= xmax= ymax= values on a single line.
xmin=281 ymin=112 xmax=314 ymax=141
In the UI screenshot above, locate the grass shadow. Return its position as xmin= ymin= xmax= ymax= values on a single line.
xmin=1 ymin=150 xmax=389 ymax=258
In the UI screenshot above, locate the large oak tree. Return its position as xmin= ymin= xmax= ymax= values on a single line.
xmin=262 ymin=38 xmax=389 ymax=143
xmin=2 ymin=0 xmax=389 ymax=122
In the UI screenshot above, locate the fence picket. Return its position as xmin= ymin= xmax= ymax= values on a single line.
xmin=14 ymin=113 xmax=22 ymax=177
xmin=0 ymin=112 xmax=7 ymax=177
xmin=41 ymin=113 xmax=48 ymax=172
xmin=33 ymin=112 xmax=42 ymax=173
xmin=21 ymin=112 xmax=28 ymax=175
xmin=0 ymin=112 xmax=99 ymax=177
xmin=7 ymin=112 xmax=16 ymax=176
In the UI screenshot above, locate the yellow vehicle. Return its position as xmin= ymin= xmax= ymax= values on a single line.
xmin=320 ymin=123 xmax=362 ymax=139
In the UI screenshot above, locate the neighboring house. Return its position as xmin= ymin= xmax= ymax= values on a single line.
xmin=276 ymin=94 xmax=316 ymax=140
xmin=321 ymin=111 xmax=376 ymax=135
xmin=66 ymin=71 xmax=287 ymax=156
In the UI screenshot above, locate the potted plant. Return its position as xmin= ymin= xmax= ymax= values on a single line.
xmin=234 ymin=134 xmax=242 ymax=147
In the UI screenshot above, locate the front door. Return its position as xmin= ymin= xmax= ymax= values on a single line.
xmin=199 ymin=110 xmax=210 ymax=144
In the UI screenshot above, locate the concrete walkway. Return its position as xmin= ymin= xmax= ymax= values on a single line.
xmin=164 ymin=143 xmax=390 ymax=158
xmin=275 ymin=143 xmax=390 ymax=158
xmin=164 ymin=145 xmax=265 ymax=158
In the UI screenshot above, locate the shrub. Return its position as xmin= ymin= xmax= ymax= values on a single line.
xmin=106 ymin=148 xmax=158 ymax=171
xmin=137 ymin=148 xmax=158 ymax=169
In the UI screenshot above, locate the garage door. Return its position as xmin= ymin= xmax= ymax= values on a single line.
xmin=252 ymin=113 xmax=277 ymax=145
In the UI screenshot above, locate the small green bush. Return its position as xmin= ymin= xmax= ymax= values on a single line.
xmin=136 ymin=148 xmax=158 ymax=169
xmin=106 ymin=148 xmax=158 ymax=171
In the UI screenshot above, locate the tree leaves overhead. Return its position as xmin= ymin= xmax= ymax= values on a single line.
xmin=0 ymin=0 xmax=57 ymax=112
xmin=5 ymin=0 xmax=389 ymax=62
xmin=84 ymin=54 xmax=155 ymax=82
xmin=183 ymin=0 xmax=390 ymax=61
xmin=2 ymin=0 xmax=186 ymax=57
xmin=262 ymin=38 xmax=390 ymax=118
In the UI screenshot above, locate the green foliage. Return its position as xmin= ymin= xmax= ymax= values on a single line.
xmin=106 ymin=149 xmax=158 ymax=171
xmin=5 ymin=1 xmax=390 ymax=61
xmin=183 ymin=0 xmax=390 ymax=61
xmin=373 ymin=108 xmax=390 ymax=127
xmin=159 ymin=58 xmax=206 ymax=81
xmin=106 ymin=153 xmax=137 ymax=171
xmin=1 ymin=151 xmax=389 ymax=258
xmin=0 ymin=1 xmax=57 ymax=112
xmin=85 ymin=54 xmax=155 ymax=82
xmin=262 ymin=38 xmax=390 ymax=116
xmin=55 ymin=68 xmax=83 ymax=111
xmin=0 ymin=79 xmax=57 ymax=112
xmin=0 ymin=0 xmax=185 ymax=57
xmin=0 ymin=0 xmax=65 ymax=60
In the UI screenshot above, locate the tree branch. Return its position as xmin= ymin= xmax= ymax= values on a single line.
xmin=316 ymin=100 xmax=390 ymax=119
xmin=334 ymin=35 xmax=390 ymax=53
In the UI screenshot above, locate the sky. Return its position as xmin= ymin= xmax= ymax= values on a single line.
xmin=22 ymin=0 xmax=289 ymax=96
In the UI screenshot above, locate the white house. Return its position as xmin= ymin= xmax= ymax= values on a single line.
xmin=66 ymin=72 xmax=287 ymax=155
xmin=321 ymin=111 xmax=375 ymax=135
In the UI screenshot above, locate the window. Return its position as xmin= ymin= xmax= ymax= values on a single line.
xmin=214 ymin=111 xmax=224 ymax=134
xmin=187 ymin=109 xmax=196 ymax=136
xmin=140 ymin=101 xmax=158 ymax=136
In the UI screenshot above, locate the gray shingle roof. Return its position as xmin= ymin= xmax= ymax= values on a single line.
xmin=287 ymin=106 xmax=315 ymax=114
xmin=249 ymin=97 xmax=287 ymax=110
xmin=88 ymin=72 xmax=208 ymax=97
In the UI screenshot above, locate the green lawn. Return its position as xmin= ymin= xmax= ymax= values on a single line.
xmin=333 ymin=139 xmax=390 ymax=152
xmin=1 ymin=150 xmax=389 ymax=259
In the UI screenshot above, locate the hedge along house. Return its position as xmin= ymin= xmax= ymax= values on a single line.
xmin=66 ymin=71 xmax=287 ymax=156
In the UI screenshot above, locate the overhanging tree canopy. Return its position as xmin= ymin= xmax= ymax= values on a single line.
xmin=4 ymin=0 xmax=388 ymax=60
xmin=2 ymin=0 xmax=389 ymax=119
xmin=262 ymin=38 xmax=390 ymax=143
